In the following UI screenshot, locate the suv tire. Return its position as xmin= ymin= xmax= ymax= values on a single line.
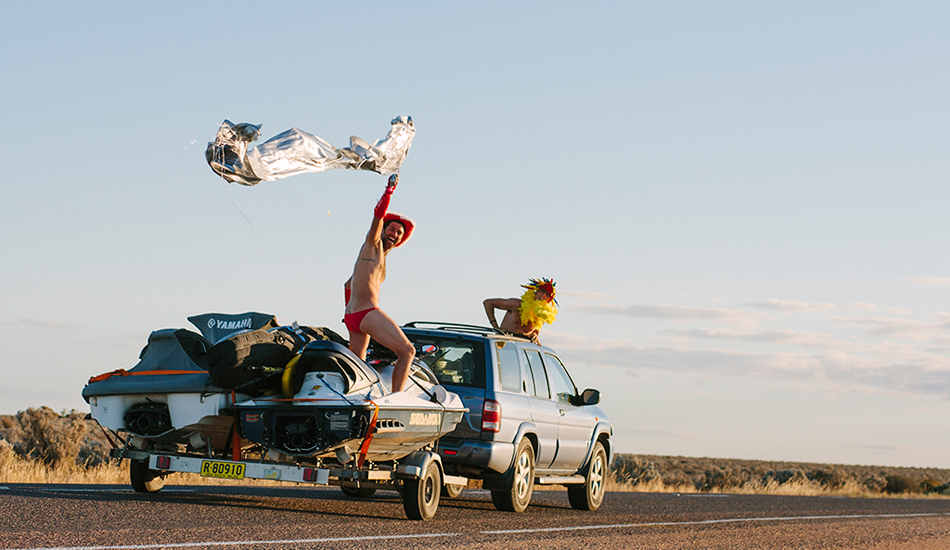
xmin=567 ymin=441 xmax=607 ymax=511
xmin=491 ymin=438 xmax=535 ymax=512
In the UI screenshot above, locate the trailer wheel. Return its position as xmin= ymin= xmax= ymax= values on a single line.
xmin=340 ymin=485 xmax=377 ymax=498
xmin=567 ymin=441 xmax=607 ymax=511
xmin=491 ymin=438 xmax=534 ymax=512
xmin=130 ymin=458 xmax=165 ymax=493
xmin=402 ymin=461 xmax=441 ymax=520
xmin=441 ymin=483 xmax=464 ymax=498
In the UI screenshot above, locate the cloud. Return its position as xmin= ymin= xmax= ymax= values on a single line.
xmin=842 ymin=443 xmax=920 ymax=454
xmin=571 ymin=303 xmax=762 ymax=329
xmin=617 ymin=427 xmax=694 ymax=439
xmin=6 ymin=317 xmax=83 ymax=330
xmin=744 ymin=299 xmax=835 ymax=312
xmin=841 ymin=302 xmax=877 ymax=311
xmin=557 ymin=290 xmax=615 ymax=302
xmin=545 ymin=332 xmax=950 ymax=398
xmin=832 ymin=316 xmax=946 ymax=341
xmin=905 ymin=277 xmax=950 ymax=287
xmin=662 ymin=328 xmax=854 ymax=351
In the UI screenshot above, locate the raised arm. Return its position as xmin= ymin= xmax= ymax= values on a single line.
xmin=365 ymin=174 xmax=398 ymax=245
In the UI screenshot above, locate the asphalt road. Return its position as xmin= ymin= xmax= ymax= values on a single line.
xmin=1 ymin=484 xmax=949 ymax=550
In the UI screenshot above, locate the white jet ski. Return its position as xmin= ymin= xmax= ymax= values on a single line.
xmin=81 ymin=312 xmax=465 ymax=463
xmin=235 ymin=339 xmax=467 ymax=465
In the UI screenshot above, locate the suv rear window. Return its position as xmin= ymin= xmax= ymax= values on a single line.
xmin=407 ymin=335 xmax=486 ymax=388
xmin=495 ymin=341 xmax=522 ymax=393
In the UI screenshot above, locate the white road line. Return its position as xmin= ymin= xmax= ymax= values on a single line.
xmin=14 ymin=488 xmax=200 ymax=494
xmin=8 ymin=533 xmax=458 ymax=550
xmin=482 ymin=512 xmax=950 ymax=534
xmin=6 ymin=512 xmax=949 ymax=550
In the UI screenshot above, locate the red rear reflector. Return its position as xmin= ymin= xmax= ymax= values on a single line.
xmin=481 ymin=399 xmax=501 ymax=433
xmin=156 ymin=456 xmax=171 ymax=469
xmin=443 ymin=449 xmax=458 ymax=456
xmin=303 ymin=468 xmax=317 ymax=482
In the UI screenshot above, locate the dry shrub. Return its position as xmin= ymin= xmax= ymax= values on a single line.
xmin=611 ymin=455 xmax=662 ymax=485
xmin=1 ymin=407 xmax=86 ymax=466
xmin=863 ymin=473 xmax=888 ymax=492
xmin=0 ymin=408 xmax=111 ymax=468
xmin=762 ymin=469 xmax=807 ymax=485
xmin=885 ymin=474 xmax=920 ymax=494
xmin=609 ymin=454 xmax=950 ymax=498
xmin=0 ymin=438 xmax=125 ymax=484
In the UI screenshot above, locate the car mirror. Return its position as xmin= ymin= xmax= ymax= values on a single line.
xmin=419 ymin=344 xmax=439 ymax=355
xmin=571 ymin=388 xmax=600 ymax=406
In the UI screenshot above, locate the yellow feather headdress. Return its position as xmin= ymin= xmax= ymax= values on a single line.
xmin=519 ymin=278 xmax=558 ymax=327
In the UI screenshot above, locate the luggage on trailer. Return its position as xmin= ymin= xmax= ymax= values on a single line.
xmin=206 ymin=323 xmax=348 ymax=395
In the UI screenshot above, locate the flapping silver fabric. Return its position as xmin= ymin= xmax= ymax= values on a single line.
xmin=206 ymin=116 xmax=415 ymax=185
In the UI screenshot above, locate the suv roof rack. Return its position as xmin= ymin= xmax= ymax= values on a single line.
xmin=402 ymin=321 xmax=531 ymax=340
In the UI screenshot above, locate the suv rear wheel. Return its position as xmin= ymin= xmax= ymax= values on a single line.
xmin=491 ymin=438 xmax=534 ymax=512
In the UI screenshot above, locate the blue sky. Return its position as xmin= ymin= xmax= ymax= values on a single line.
xmin=3 ymin=2 xmax=950 ymax=468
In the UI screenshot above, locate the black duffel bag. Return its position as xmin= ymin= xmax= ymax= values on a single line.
xmin=207 ymin=325 xmax=347 ymax=395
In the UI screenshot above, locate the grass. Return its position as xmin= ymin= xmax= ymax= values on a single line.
xmin=4 ymin=441 xmax=948 ymax=499
xmin=0 ymin=440 xmax=282 ymax=487
xmin=603 ymin=475 xmax=949 ymax=498
xmin=606 ymin=454 xmax=950 ymax=499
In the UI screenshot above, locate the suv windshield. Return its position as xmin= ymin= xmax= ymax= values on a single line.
xmin=407 ymin=334 xmax=486 ymax=388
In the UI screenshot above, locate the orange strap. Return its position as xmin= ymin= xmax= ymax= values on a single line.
xmin=87 ymin=369 xmax=206 ymax=384
xmin=230 ymin=419 xmax=242 ymax=461
xmin=356 ymin=400 xmax=379 ymax=469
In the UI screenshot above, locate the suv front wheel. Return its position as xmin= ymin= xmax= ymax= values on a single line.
xmin=567 ymin=441 xmax=607 ymax=511
xmin=491 ymin=438 xmax=535 ymax=512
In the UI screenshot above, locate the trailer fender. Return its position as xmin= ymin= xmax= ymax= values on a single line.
xmin=397 ymin=450 xmax=443 ymax=480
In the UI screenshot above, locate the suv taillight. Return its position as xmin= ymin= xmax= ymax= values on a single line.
xmin=481 ymin=399 xmax=501 ymax=433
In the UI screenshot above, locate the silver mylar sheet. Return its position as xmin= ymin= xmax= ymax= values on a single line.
xmin=206 ymin=116 xmax=414 ymax=185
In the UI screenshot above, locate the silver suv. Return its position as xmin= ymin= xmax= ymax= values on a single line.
xmin=401 ymin=322 xmax=612 ymax=512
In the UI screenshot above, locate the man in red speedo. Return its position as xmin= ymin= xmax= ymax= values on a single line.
xmin=343 ymin=174 xmax=416 ymax=392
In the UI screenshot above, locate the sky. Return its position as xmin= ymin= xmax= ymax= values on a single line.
xmin=2 ymin=2 xmax=950 ymax=469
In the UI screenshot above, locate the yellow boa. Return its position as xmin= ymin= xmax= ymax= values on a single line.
xmin=519 ymin=289 xmax=558 ymax=327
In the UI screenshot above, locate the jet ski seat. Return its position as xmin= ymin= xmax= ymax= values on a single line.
xmin=82 ymin=329 xmax=222 ymax=399
xmin=280 ymin=340 xmax=380 ymax=398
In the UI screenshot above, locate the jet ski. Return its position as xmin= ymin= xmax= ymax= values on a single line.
xmin=235 ymin=339 xmax=467 ymax=465
xmin=81 ymin=312 xmax=284 ymax=452
xmin=82 ymin=312 xmax=466 ymax=464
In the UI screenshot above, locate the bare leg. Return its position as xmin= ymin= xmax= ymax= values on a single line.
xmin=358 ymin=309 xmax=415 ymax=392
xmin=348 ymin=331 xmax=370 ymax=360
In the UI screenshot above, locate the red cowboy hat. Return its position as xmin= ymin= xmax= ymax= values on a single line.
xmin=383 ymin=212 xmax=415 ymax=247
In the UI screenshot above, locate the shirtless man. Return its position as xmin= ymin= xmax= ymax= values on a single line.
xmin=344 ymin=174 xmax=415 ymax=392
xmin=483 ymin=278 xmax=558 ymax=344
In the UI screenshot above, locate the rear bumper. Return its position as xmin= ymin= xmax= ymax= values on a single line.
xmin=437 ymin=437 xmax=515 ymax=477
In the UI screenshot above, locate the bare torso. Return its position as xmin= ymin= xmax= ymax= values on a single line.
xmin=345 ymin=239 xmax=386 ymax=313
xmin=486 ymin=298 xmax=540 ymax=341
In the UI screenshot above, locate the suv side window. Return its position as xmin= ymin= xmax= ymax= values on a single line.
xmin=495 ymin=341 xmax=522 ymax=392
xmin=543 ymin=353 xmax=577 ymax=403
xmin=523 ymin=349 xmax=550 ymax=399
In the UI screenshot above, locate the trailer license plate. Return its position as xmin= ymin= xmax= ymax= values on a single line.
xmin=200 ymin=460 xmax=245 ymax=480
